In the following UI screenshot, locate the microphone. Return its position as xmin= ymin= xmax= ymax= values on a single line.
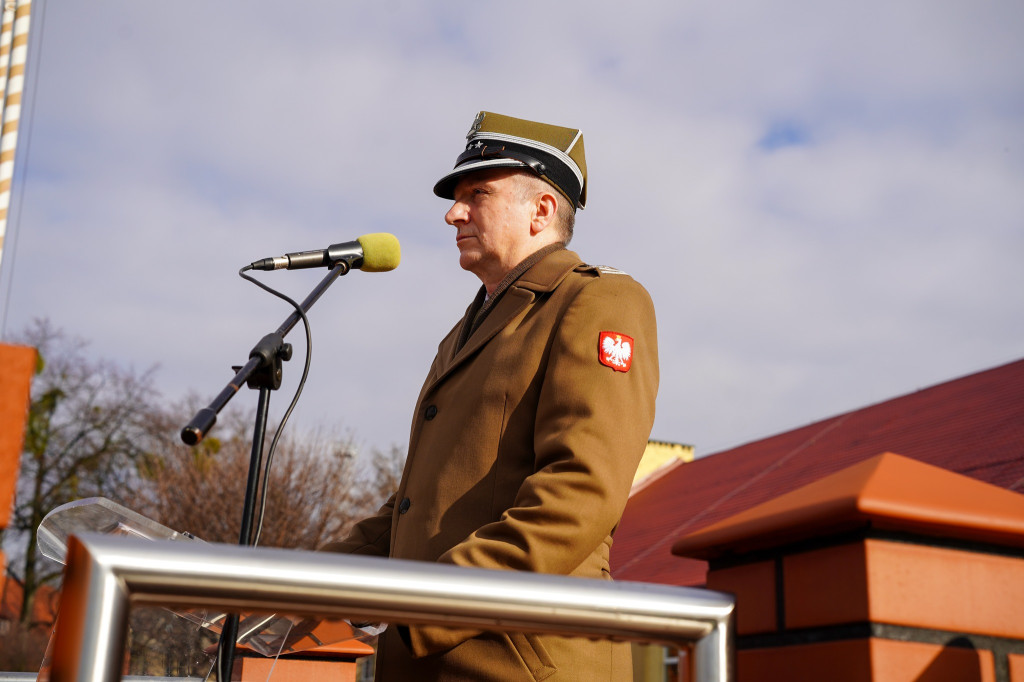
xmin=249 ymin=233 xmax=401 ymax=273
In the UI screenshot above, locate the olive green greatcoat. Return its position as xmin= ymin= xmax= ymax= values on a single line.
xmin=326 ymin=247 xmax=659 ymax=681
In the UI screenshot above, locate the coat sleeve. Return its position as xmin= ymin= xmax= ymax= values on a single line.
xmin=319 ymin=493 xmax=395 ymax=556
xmin=320 ymin=329 xmax=453 ymax=558
xmin=404 ymin=274 xmax=660 ymax=656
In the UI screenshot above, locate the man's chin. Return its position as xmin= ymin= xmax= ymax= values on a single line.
xmin=458 ymin=251 xmax=481 ymax=272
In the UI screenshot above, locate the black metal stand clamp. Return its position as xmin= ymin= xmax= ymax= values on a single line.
xmin=178 ymin=260 xmax=350 ymax=681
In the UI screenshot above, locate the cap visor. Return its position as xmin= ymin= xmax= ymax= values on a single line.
xmin=432 ymin=158 xmax=527 ymax=199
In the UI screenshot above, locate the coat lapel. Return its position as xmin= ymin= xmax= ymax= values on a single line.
xmin=429 ymin=286 xmax=535 ymax=391
xmin=425 ymin=249 xmax=583 ymax=394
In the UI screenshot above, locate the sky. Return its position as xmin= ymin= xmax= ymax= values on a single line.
xmin=1 ymin=0 xmax=1022 ymax=460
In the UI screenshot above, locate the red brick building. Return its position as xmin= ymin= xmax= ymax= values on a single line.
xmin=614 ymin=358 xmax=1024 ymax=681
xmin=615 ymin=357 xmax=1024 ymax=587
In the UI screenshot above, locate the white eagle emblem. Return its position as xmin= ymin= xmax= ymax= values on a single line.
xmin=599 ymin=331 xmax=634 ymax=372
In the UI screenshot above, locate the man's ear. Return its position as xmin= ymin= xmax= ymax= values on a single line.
xmin=530 ymin=190 xmax=558 ymax=236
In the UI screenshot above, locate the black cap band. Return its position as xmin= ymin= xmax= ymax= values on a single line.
xmin=439 ymin=140 xmax=582 ymax=210
xmin=434 ymin=112 xmax=588 ymax=210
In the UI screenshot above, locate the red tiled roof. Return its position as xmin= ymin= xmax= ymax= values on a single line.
xmin=612 ymin=358 xmax=1024 ymax=587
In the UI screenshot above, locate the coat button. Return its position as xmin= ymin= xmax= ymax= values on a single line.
xmin=398 ymin=497 xmax=411 ymax=514
xmin=424 ymin=405 xmax=438 ymax=420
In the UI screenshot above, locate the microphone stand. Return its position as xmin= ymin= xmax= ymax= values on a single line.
xmin=180 ymin=260 xmax=351 ymax=681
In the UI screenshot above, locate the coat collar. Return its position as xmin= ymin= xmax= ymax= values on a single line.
xmin=509 ymin=247 xmax=583 ymax=293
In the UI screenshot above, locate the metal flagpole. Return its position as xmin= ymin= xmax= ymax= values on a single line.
xmin=0 ymin=0 xmax=31 ymax=276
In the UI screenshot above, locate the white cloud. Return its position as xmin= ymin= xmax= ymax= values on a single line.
xmin=2 ymin=0 xmax=1021 ymax=459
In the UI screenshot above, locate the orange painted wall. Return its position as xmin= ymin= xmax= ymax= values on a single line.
xmin=705 ymin=559 xmax=776 ymax=635
xmin=1009 ymin=653 xmax=1024 ymax=681
xmin=232 ymin=621 xmax=374 ymax=681
xmin=781 ymin=538 xmax=1024 ymax=638
xmin=0 ymin=343 xmax=36 ymax=529
xmin=864 ymin=540 xmax=1024 ymax=640
xmin=739 ymin=638 xmax=995 ymax=682
xmin=234 ymin=655 xmax=360 ymax=682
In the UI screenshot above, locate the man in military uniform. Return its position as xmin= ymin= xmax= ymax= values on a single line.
xmin=326 ymin=111 xmax=659 ymax=681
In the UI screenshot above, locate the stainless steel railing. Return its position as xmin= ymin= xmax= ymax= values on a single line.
xmin=49 ymin=534 xmax=735 ymax=681
xmin=1 ymin=671 xmax=202 ymax=675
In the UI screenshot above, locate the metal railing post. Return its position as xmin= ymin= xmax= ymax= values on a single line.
xmin=51 ymin=537 xmax=132 ymax=681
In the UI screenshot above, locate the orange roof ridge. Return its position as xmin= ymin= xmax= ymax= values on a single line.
xmin=629 ymin=456 xmax=687 ymax=497
xmin=671 ymin=452 xmax=1024 ymax=560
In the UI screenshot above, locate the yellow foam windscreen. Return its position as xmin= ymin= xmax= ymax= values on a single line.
xmin=356 ymin=233 xmax=401 ymax=272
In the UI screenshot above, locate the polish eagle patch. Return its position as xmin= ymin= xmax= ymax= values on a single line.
xmin=599 ymin=331 xmax=633 ymax=372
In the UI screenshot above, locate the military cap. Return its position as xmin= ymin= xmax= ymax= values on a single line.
xmin=433 ymin=111 xmax=588 ymax=210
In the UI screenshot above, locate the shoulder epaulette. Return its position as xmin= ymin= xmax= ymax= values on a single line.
xmin=579 ymin=263 xmax=629 ymax=276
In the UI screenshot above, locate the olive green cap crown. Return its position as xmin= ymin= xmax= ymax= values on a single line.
xmin=433 ymin=111 xmax=587 ymax=210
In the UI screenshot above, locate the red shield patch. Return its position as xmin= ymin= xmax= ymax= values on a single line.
xmin=598 ymin=331 xmax=633 ymax=372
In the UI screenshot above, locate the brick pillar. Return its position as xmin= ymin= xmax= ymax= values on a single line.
xmin=0 ymin=343 xmax=36 ymax=575
xmin=671 ymin=452 xmax=1024 ymax=682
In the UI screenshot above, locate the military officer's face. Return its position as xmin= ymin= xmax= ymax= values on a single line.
xmin=446 ymin=168 xmax=536 ymax=291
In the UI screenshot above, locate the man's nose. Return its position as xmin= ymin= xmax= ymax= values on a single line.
xmin=445 ymin=202 xmax=467 ymax=226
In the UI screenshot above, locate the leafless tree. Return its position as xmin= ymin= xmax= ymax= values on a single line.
xmin=119 ymin=405 xmax=403 ymax=676
xmin=1 ymin=319 xmax=405 ymax=675
xmin=4 ymin=319 xmax=162 ymax=625
xmin=128 ymin=407 xmax=400 ymax=549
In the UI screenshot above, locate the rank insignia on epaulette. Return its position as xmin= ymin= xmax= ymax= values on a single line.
xmin=599 ymin=331 xmax=633 ymax=372
xmin=595 ymin=265 xmax=628 ymax=276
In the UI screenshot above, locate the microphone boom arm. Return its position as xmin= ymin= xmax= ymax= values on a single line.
xmin=180 ymin=260 xmax=350 ymax=445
